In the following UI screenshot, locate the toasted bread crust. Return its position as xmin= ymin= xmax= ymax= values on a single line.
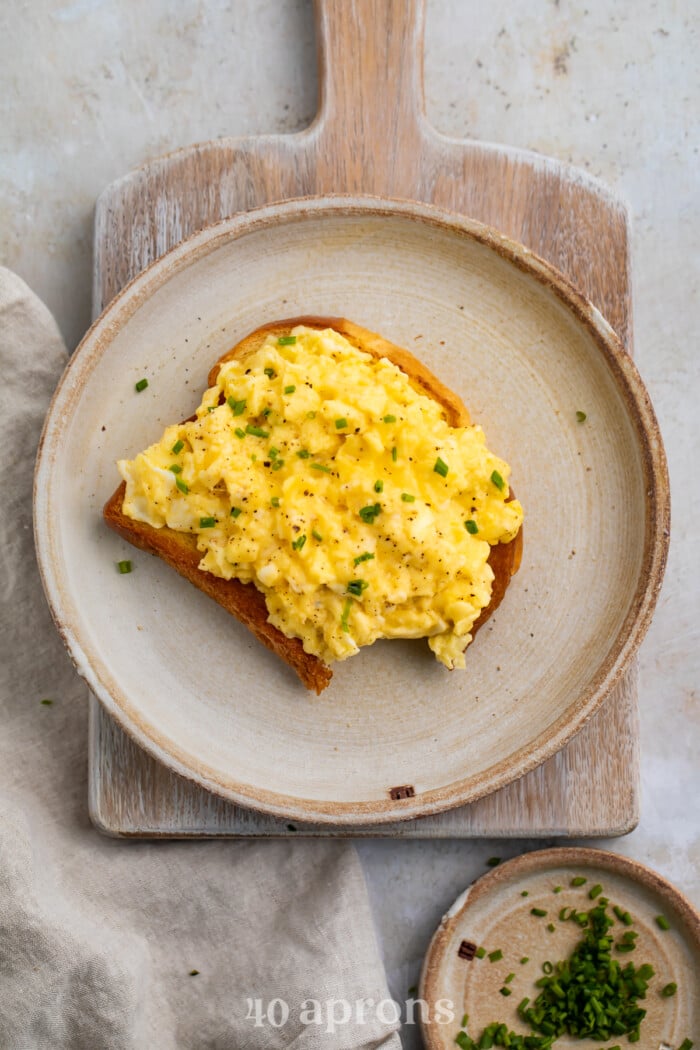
xmin=104 ymin=317 xmax=522 ymax=692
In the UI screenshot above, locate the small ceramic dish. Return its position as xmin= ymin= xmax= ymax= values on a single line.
xmin=34 ymin=197 xmax=669 ymax=824
xmin=420 ymin=847 xmax=699 ymax=1048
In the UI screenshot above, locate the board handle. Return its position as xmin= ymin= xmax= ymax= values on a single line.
xmin=312 ymin=0 xmax=428 ymax=170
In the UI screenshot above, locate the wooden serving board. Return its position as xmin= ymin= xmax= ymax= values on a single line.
xmin=89 ymin=0 xmax=639 ymax=838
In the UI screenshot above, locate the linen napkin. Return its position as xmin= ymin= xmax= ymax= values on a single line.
xmin=0 ymin=267 xmax=402 ymax=1050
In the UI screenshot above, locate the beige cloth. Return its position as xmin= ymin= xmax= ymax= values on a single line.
xmin=0 ymin=267 xmax=402 ymax=1050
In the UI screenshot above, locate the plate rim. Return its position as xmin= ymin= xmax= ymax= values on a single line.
xmin=33 ymin=194 xmax=670 ymax=824
xmin=419 ymin=845 xmax=700 ymax=1048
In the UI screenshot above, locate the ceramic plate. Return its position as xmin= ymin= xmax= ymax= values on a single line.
xmin=420 ymin=847 xmax=699 ymax=1048
xmin=34 ymin=197 xmax=669 ymax=823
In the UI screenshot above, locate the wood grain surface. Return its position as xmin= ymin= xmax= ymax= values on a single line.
xmin=89 ymin=0 xmax=639 ymax=837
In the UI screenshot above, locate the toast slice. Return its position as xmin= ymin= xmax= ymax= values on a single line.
xmin=104 ymin=317 xmax=522 ymax=694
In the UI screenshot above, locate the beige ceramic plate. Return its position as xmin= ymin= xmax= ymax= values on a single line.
xmin=34 ymin=197 xmax=668 ymax=824
xmin=420 ymin=847 xmax=699 ymax=1048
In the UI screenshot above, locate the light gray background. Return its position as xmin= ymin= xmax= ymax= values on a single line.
xmin=2 ymin=1 xmax=697 ymax=1043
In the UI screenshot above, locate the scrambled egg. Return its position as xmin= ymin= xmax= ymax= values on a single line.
xmin=119 ymin=325 xmax=523 ymax=668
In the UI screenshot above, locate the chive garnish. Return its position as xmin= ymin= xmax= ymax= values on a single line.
xmin=382 ymin=414 xmax=396 ymax=423
xmin=335 ymin=417 xmax=348 ymax=429
xmin=504 ymin=973 xmax=515 ymax=983
xmin=521 ymin=891 xmax=529 ymax=897
xmin=354 ymin=552 xmax=375 ymax=566
xmin=171 ymin=439 xmax=184 ymax=455
xmin=613 ymin=905 xmax=633 ymax=926
xmin=571 ymin=876 xmax=587 ymax=886
xmin=520 ymin=957 xmax=529 ymax=965
xmin=531 ymin=908 xmax=548 ymax=917
xmin=488 ymin=949 xmax=503 ymax=962
xmin=227 ymin=396 xmax=246 ymax=416
xmin=135 ymin=378 xmax=148 ymax=392
xmin=487 ymin=857 xmax=501 ymax=867
xmin=490 ymin=469 xmax=505 ymax=490
xmin=271 ymin=459 xmax=284 ymax=471
xmin=296 ymin=449 xmax=310 ymax=458
xmin=168 ymin=464 xmax=182 ymax=474
xmin=284 ymin=385 xmax=296 ymax=394
xmin=118 ymin=560 xmax=132 ymax=574
xmin=374 ymin=479 xmax=384 ymax=493
xmin=271 ymin=497 xmax=280 ymax=508
xmin=589 ymin=884 xmax=603 ymax=899
xmin=245 ymin=425 xmax=269 ymax=438
xmin=547 ymin=922 xmax=556 ymax=932
xmin=576 ymin=410 xmax=587 ymax=422
xmin=499 ymin=987 xmax=512 ymax=997
xmin=679 ymin=1039 xmax=693 ymax=1050
xmin=553 ymin=886 xmax=563 ymax=893
xmin=465 ymin=519 xmax=478 ymax=534
xmin=189 ymin=969 xmax=200 ymax=977
xmin=340 ymin=597 xmax=352 ymax=633
xmin=454 ymin=1034 xmax=473 ymax=1050
xmin=655 ymin=914 xmax=671 ymax=930
xmin=40 ymin=698 xmax=53 ymax=706
xmin=359 ymin=503 xmax=381 ymax=524
xmin=391 ymin=446 xmax=398 ymax=462
xmin=312 ymin=529 xmax=323 ymax=542
xmin=434 ymin=456 xmax=449 ymax=477
xmin=292 ymin=534 xmax=307 ymax=551
xmin=347 ymin=579 xmax=368 ymax=596
xmin=278 ymin=335 xmax=297 ymax=345
xmin=262 ymin=407 xmax=271 ymax=417
xmin=401 ymin=493 xmax=416 ymax=502
xmin=230 ymin=506 xmax=242 ymax=518
xmin=461 ymin=1013 xmax=469 ymax=1027
xmin=660 ymin=982 xmax=677 ymax=997
xmin=175 ymin=478 xmax=189 ymax=494
xmin=234 ymin=427 xmax=246 ymax=439
xmin=311 ymin=462 xmax=331 ymax=473
xmin=264 ymin=367 xmax=276 ymax=378
xmin=475 ymin=946 xmax=486 ymax=959
xmin=306 ymin=410 xmax=316 ymax=419
xmin=199 ymin=517 xmax=216 ymax=528
xmin=269 ymin=447 xmax=279 ymax=458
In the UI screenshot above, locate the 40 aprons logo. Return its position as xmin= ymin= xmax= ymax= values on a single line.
xmin=245 ymin=996 xmax=456 ymax=1033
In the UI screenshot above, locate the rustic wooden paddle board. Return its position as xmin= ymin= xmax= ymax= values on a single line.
xmin=89 ymin=0 xmax=639 ymax=837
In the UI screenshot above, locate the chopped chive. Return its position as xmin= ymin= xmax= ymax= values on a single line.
xmin=487 ymin=857 xmax=501 ymax=867
xmin=678 ymin=1040 xmax=693 ymax=1050
xmin=475 ymin=946 xmax=486 ymax=959
xmin=359 ymin=503 xmax=382 ymax=524
xmin=292 ymin=534 xmax=307 ymax=551
xmin=401 ymin=493 xmax=416 ymax=502
xmin=188 ymin=969 xmax=200 ymax=976
xmin=391 ymin=446 xmax=398 ymax=462
xmin=553 ymin=886 xmax=563 ymax=893
xmin=306 ymin=410 xmax=316 ymax=419
xmin=374 ymin=479 xmax=384 ymax=493
xmin=559 ymin=906 xmax=575 ymax=921
xmin=269 ymin=447 xmax=280 ymax=459
xmin=207 ymin=406 xmax=216 ymax=413
xmin=613 ymin=905 xmax=633 ymax=926
xmin=262 ymin=407 xmax=271 ymax=417
xmin=234 ymin=427 xmax=246 ymax=439
xmin=199 ymin=517 xmax=216 ymax=528
xmin=517 ymin=997 xmax=530 ymax=1011
xmin=521 ymin=890 xmax=529 ymax=897
xmin=40 ymin=698 xmax=53 ymax=706
xmin=354 ymin=552 xmax=375 ymax=566
xmin=504 ymin=973 xmax=515 ymax=984
xmin=118 ymin=560 xmax=132 ymax=574
xmin=271 ymin=459 xmax=285 ymax=471
xmin=296 ymin=449 xmax=310 ymax=458
xmin=335 ymin=417 xmax=348 ymax=429
xmin=455 ymin=1034 xmax=474 ymax=1050
xmin=571 ymin=876 xmax=587 ymax=886
xmin=520 ymin=957 xmax=529 ymax=965
xmin=490 ymin=469 xmax=505 ymax=490
xmin=465 ymin=519 xmax=479 ymax=534
xmin=461 ymin=1013 xmax=469 ymax=1027
xmin=576 ymin=410 xmax=587 ymax=422
xmin=175 ymin=478 xmax=189 ymax=494
xmin=264 ymin=367 xmax=276 ymax=378
xmin=547 ymin=923 xmax=556 ymax=932
xmin=660 ymin=982 xmax=677 ymax=997
xmin=135 ymin=378 xmax=148 ymax=392
xmin=227 ymin=396 xmax=246 ymax=416
xmin=340 ymin=597 xmax=352 ymax=632
xmin=347 ymin=579 xmax=368 ymax=596
xmin=271 ymin=497 xmax=280 ymax=508
xmin=488 ymin=949 xmax=503 ymax=963
xmin=589 ymin=884 xmax=603 ymax=899
xmin=168 ymin=464 xmax=182 ymax=474
xmin=312 ymin=529 xmax=323 ymax=542
xmin=434 ymin=456 xmax=449 ymax=477
xmin=171 ymin=439 xmax=184 ymax=455
xmin=284 ymin=385 xmax=296 ymax=394
xmin=499 ymin=987 xmax=512 ymax=997
xmin=382 ymin=414 xmax=396 ymax=423
xmin=245 ymin=425 xmax=269 ymax=438
xmin=655 ymin=914 xmax=671 ymax=930
xmin=230 ymin=506 xmax=242 ymax=518
xmin=531 ymin=908 xmax=548 ymax=917
xmin=278 ymin=335 xmax=297 ymax=345
xmin=311 ymin=462 xmax=331 ymax=473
